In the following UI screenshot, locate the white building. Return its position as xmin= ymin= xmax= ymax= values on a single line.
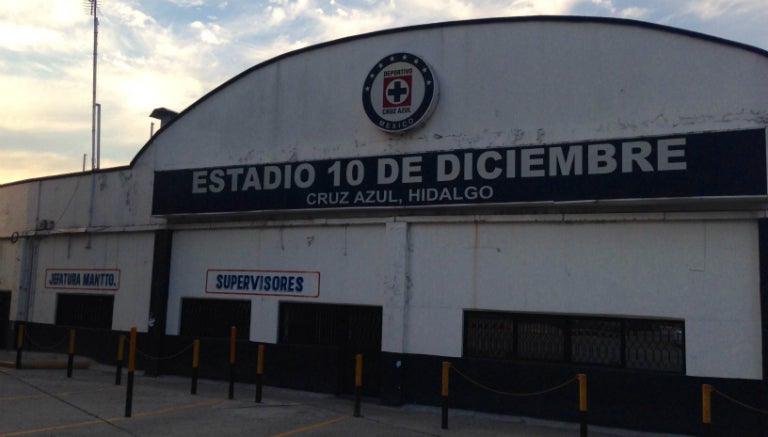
xmin=2 ymin=16 xmax=768 ymax=434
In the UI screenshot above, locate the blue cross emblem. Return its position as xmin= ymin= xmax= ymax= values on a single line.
xmin=387 ymin=80 xmax=409 ymax=103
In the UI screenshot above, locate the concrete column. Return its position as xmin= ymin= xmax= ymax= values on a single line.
xmin=145 ymin=230 xmax=173 ymax=376
xmin=380 ymin=220 xmax=408 ymax=405
xmin=16 ymin=236 xmax=36 ymax=322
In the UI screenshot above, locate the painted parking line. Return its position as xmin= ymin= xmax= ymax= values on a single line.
xmin=270 ymin=415 xmax=350 ymax=437
xmin=0 ymin=386 xmax=122 ymax=402
xmin=0 ymin=399 xmax=224 ymax=437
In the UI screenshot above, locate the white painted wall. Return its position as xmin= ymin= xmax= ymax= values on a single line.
xmin=406 ymin=219 xmax=761 ymax=379
xmin=31 ymin=233 xmax=155 ymax=331
xmin=0 ymin=241 xmax=22 ymax=319
xmin=0 ymin=182 xmax=38 ymax=237
xmin=166 ymin=225 xmax=386 ymax=341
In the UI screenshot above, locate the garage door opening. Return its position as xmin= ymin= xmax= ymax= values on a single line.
xmin=55 ymin=293 xmax=114 ymax=329
xmin=0 ymin=290 xmax=10 ymax=348
xmin=179 ymin=298 xmax=251 ymax=339
xmin=279 ymin=302 xmax=382 ymax=396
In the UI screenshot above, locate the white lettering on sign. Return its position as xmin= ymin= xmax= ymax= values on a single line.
xmin=45 ymin=268 xmax=120 ymax=291
xmin=205 ymin=269 xmax=320 ymax=298
xmin=188 ymin=138 xmax=687 ymax=200
xmin=193 ymin=163 xmax=317 ymax=193
xmin=151 ymin=129 xmax=767 ymax=215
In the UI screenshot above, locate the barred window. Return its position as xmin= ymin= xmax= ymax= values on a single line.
xmin=463 ymin=314 xmax=516 ymax=358
xmin=571 ymin=319 xmax=622 ymax=366
xmin=517 ymin=318 xmax=565 ymax=361
xmin=625 ymin=319 xmax=684 ymax=372
xmin=463 ymin=311 xmax=684 ymax=373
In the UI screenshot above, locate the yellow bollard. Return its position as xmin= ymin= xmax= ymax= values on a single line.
xmin=191 ymin=339 xmax=200 ymax=394
xmin=15 ymin=324 xmax=24 ymax=369
xmin=115 ymin=334 xmax=126 ymax=385
xmin=125 ymin=327 xmax=137 ymax=418
xmin=577 ymin=373 xmax=588 ymax=437
xmin=702 ymin=384 xmax=713 ymax=424
xmin=441 ymin=361 xmax=450 ymax=429
xmin=68 ymin=329 xmax=76 ymax=354
xmin=355 ymin=354 xmax=363 ymax=388
xmin=66 ymin=329 xmax=76 ymax=378
xmin=441 ymin=362 xmax=450 ymax=397
xmin=354 ymin=354 xmax=363 ymax=417
xmin=229 ymin=326 xmax=236 ymax=364
xmin=193 ymin=339 xmax=200 ymax=368
xmin=577 ymin=373 xmax=588 ymax=412
xmin=228 ymin=326 xmax=236 ymax=399
xmin=128 ymin=328 xmax=137 ymax=373
xmin=256 ymin=344 xmax=264 ymax=375
xmin=255 ymin=344 xmax=264 ymax=402
xmin=702 ymin=383 xmax=713 ymax=436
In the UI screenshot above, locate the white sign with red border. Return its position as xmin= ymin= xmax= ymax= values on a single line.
xmin=45 ymin=268 xmax=121 ymax=291
xmin=205 ymin=269 xmax=320 ymax=297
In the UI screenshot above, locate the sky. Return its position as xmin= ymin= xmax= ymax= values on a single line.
xmin=0 ymin=0 xmax=766 ymax=185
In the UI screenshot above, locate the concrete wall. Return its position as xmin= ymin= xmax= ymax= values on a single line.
xmin=160 ymin=213 xmax=761 ymax=380
xmin=406 ymin=217 xmax=761 ymax=379
xmin=166 ymin=224 xmax=386 ymax=341
xmin=30 ymin=232 xmax=155 ymax=331
xmin=0 ymin=240 xmax=22 ymax=320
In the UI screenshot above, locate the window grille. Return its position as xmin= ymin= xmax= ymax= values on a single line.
xmin=517 ymin=318 xmax=565 ymax=361
xmin=625 ymin=319 xmax=684 ymax=372
xmin=463 ymin=311 xmax=684 ymax=373
xmin=571 ymin=319 xmax=622 ymax=366
xmin=464 ymin=314 xmax=515 ymax=358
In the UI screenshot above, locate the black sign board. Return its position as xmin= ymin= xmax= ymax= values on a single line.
xmin=153 ymin=129 xmax=766 ymax=215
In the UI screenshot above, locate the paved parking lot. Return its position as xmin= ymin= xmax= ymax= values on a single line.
xmin=0 ymin=351 xmax=682 ymax=437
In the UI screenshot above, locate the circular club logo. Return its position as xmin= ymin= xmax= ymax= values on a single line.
xmin=362 ymin=53 xmax=439 ymax=133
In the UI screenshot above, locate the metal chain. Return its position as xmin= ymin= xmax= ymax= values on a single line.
xmin=24 ymin=331 xmax=69 ymax=351
xmin=135 ymin=342 xmax=194 ymax=361
xmin=713 ymin=387 xmax=768 ymax=416
xmin=450 ymin=366 xmax=577 ymax=397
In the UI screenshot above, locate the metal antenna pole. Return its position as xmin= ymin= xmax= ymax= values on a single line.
xmin=85 ymin=0 xmax=100 ymax=247
xmin=90 ymin=0 xmax=99 ymax=170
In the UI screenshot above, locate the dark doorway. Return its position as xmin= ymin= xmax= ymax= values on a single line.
xmin=278 ymin=302 xmax=382 ymax=396
xmin=0 ymin=290 xmax=10 ymax=348
xmin=179 ymin=298 xmax=251 ymax=339
xmin=55 ymin=293 xmax=114 ymax=329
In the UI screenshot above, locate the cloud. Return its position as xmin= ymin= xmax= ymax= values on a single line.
xmin=683 ymin=0 xmax=765 ymax=20
xmin=223 ymin=0 xmax=582 ymax=63
xmin=0 ymin=3 xmax=91 ymax=54
xmin=0 ymin=148 xmax=86 ymax=185
xmin=190 ymin=21 xmax=230 ymax=45
xmin=168 ymin=0 xmax=205 ymax=6
xmin=0 ymin=0 xmax=236 ymax=183
xmin=108 ymin=2 xmax=157 ymax=29
xmin=618 ymin=7 xmax=649 ymax=19
xmin=0 ymin=72 xmax=91 ymax=133
xmin=0 ymin=2 xmax=87 ymax=28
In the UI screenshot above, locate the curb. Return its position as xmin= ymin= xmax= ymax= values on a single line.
xmin=0 ymin=359 xmax=91 ymax=370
